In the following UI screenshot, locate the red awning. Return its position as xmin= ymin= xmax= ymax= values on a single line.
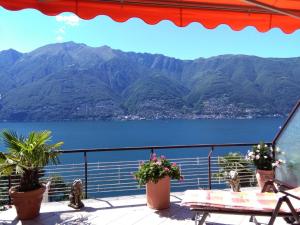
xmin=1 ymin=0 xmax=300 ymax=33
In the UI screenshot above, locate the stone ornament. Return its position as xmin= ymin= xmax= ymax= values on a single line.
xmin=227 ymin=170 xmax=241 ymax=192
xmin=68 ymin=179 xmax=85 ymax=209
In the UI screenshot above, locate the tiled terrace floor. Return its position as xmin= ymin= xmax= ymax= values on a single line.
xmin=0 ymin=192 xmax=290 ymax=225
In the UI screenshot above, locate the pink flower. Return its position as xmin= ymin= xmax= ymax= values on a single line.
xmin=151 ymin=153 xmax=157 ymax=161
xmin=164 ymin=167 xmax=170 ymax=172
xmin=172 ymin=162 xmax=177 ymax=167
xmin=160 ymin=155 xmax=166 ymax=160
xmin=152 ymin=156 xmax=157 ymax=162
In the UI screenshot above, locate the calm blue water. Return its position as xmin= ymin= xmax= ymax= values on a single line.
xmin=0 ymin=118 xmax=284 ymax=163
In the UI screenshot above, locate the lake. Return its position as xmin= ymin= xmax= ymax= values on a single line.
xmin=0 ymin=118 xmax=284 ymax=162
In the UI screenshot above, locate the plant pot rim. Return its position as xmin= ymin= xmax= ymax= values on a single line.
xmin=147 ymin=176 xmax=170 ymax=184
xmin=9 ymin=185 xmax=46 ymax=197
xmin=256 ymin=169 xmax=274 ymax=172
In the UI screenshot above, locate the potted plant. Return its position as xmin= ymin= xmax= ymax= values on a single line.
xmin=134 ymin=154 xmax=183 ymax=210
xmin=0 ymin=130 xmax=63 ymax=220
xmin=246 ymin=142 xmax=284 ymax=190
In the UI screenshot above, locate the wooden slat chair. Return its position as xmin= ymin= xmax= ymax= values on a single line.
xmin=181 ymin=180 xmax=300 ymax=225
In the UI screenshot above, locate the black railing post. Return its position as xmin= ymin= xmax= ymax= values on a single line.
xmin=150 ymin=148 xmax=154 ymax=159
xmin=8 ymin=176 xmax=11 ymax=205
xmin=271 ymin=142 xmax=276 ymax=160
xmin=208 ymin=146 xmax=214 ymax=190
xmin=84 ymin=151 xmax=88 ymax=199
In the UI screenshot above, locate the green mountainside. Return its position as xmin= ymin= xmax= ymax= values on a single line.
xmin=0 ymin=42 xmax=299 ymax=121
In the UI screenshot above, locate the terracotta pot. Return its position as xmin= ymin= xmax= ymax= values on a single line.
xmin=9 ymin=185 xmax=46 ymax=220
xmin=146 ymin=176 xmax=170 ymax=210
xmin=256 ymin=169 xmax=274 ymax=191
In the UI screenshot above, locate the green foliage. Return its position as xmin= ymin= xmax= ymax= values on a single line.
xmin=123 ymin=75 xmax=188 ymax=113
xmin=214 ymin=152 xmax=255 ymax=187
xmin=0 ymin=130 xmax=63 ymax=191
xmin=245 ymin=142 xmax=274 ymax=170
xmin=47 ymin=175 xmax=69 ymax=202
xmin=134 ymin=154 xmax=183 ymax=185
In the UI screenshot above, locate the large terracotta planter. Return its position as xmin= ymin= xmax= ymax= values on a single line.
xmin=146 ymin=176 xmax=170 ymax=210
xmin=256 ymin=169 xmax=274 ymax=191
xmin=9 ymin=185 xmax=46 ymax=220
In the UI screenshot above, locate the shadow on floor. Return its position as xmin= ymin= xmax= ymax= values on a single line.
xmin=155 ymin=202 xmax=193 ymax=221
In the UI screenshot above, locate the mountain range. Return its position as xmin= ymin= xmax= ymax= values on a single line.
xmin=0 ymin=42 xmax=299 ymax=121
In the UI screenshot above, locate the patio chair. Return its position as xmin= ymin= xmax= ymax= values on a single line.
xmin=181 ymin=180 xmax=300 ymax=225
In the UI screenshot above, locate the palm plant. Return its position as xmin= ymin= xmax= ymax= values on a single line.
xmin=0 ymin=130 xmax=63 ymax=192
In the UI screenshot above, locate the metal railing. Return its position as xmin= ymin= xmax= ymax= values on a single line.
xmin=0 ymin=142 xmax=270 ymax=205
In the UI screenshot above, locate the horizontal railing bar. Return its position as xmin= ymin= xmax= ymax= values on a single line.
xmin=58 ymin=142 xmax=268 ymax=154
xmin=87 ymin=161 xmax=210 ymax=168
xmin=88 ymin=184 xmax=140 ymax=190
xmin=49 ymin=188 xmax=71 ymax=191
xmin=47 ymin=169 xmax=85 ymax=174
xmin=44 ymin=175 xmax=85 ymax=180
xmin=46 ymin=179 xmax=84 ymax=184
xmin=49 ymin=190 xmax=71 ymax=194
xmin=88 ymin=164 xmax=139 ymax=168
xmin=169 ymin=157 xmax=210 ymax=161
xmin=87 ymin=178 xmax=207 ymax=189
xmin=88 ymin=160 xmax=145 ymax=165
xmin=48 ymin=194 xmax=68 ymax=198
xmin=87 ymin=175 xmax=134 ymax=180
xmin=88 ymin=171 xmax=135 ymax=176
xmin=181 ymin=168 xmax=211 ymax=173
xmin=88 ymin=183 xmax=203 ymax=193
xmin=85 ymin=157 xmax=212 ymax=166
xmin=87 ymin=188 xmax=145 ymax=193
xmin=88 ymin=166 xmax=138 ymax=172
xmin=89 ymin=181 xmax=138 ymax=187
xmin=45 ymin=163 xmax=85 ymax=169
xmin=211 ymin=178 xmax=255 ymax=181
xmin=88 ymin=172 xmax=217 ymax=181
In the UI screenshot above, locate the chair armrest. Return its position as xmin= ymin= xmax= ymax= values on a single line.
xmin=280 ymin=189 xmax=300 ymax=201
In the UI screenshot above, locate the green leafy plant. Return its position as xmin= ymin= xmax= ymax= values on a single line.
xmin=134 ymin=154 xmax=183 ymax=185
xmin=0 ymin=130 xmax=63 ymax=192
xmin=214 ymin=152 xmax=255 ymax=187
xmin=245 ymin=142 xmax=281 ymax=170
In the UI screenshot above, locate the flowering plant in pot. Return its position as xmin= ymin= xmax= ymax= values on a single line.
xmin=245 ymin=142 xmax=284 ymax=190
xmin=134 ymin=154 xmax=183 ymax=210
xmin=0 ymin=130 xmax=63 ymax=220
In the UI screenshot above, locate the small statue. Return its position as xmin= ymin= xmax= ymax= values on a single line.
xmin=68 ymin=179 xmax=84 ymax=209
xmin=227 ymin=170 xmax=241 ymax=192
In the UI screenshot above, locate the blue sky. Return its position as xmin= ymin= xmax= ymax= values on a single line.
xmin=0 ymin=7 xmax=300 ymax=60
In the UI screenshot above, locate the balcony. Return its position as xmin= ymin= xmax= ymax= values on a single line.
xmin=0 ymin=143 xmax=290 ymax=225
xmin=0 ymin=191 xmax=290 ymax=225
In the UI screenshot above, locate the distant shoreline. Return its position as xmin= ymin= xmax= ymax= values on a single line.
xmin=0 ymin=114 xmax=285 ymax=123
